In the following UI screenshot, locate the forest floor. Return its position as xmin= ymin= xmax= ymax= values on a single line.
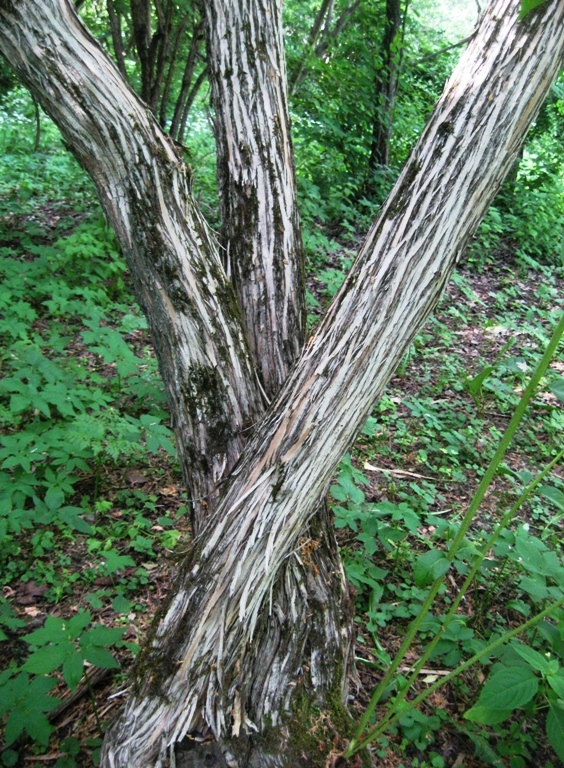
xmin=1 ymin=204 xmax=563 ymax=768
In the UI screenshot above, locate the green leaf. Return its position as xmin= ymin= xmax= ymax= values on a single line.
xmin=58 ymin=506 xmax=92 ymax=533
xmin=549 ymin=375 xmax=564 ymax=403
xmin=9 ymin=394 xmax=31 ymax=414
xmin=539 ymin=485 xmax=564 ymax=512
xmin=466 ymin=365 xmax=494 ymax=396
xmin=464 ymin=705 xmax=512 ymax=725
xmin=4 ymin=709 xmax=27 ymax=745
xmin=511 ymin=642 xmax=552 ymax=672
xmin=519 ymin=0 xmax=548 ymax=19
xmin=478 ymin=666 xmax=538 ymax=711
xmin=413 ymin=549 xmax=450 ymax=588
xmin=63 ymin=651 xmax=84 ymax=690
xmin=45 ymin=485 xmax=64 ymax=511
xmin=546 ymin=702 xmax=564 ymax=761
xmin=67 ymin=611 xmax=92 ymax=639
xmin=547 ymin=672 xmax=564 ymax=699
xmin=81 ymin=624 xmax=125 ymax=646
xmin=99 ymin=550 xmax=135 ymax=573
xmin=81 ymin=645 xmax=120 ymax=669
xmin=25 ymin=712 xmax=55 ymax=746
xmin=24 ymin=616 xmax=66 ymax=646
xmin=23 ymin=641 xmax=75 ymax=674
xmin=111 ymin=596 xmax=133 ymax=613
xmin=2 ymin=749 xmax=19 ymax=767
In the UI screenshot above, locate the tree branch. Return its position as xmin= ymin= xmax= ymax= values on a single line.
xmin=106 ymin=0 xmax=128 ymax=81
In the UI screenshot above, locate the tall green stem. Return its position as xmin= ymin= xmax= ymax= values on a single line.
xmin=349 ymin=594 xmax=564 ymax=754
xmin=365 ymin=448 xmax=563 ymax=741
xmin=345 ymin=310 xmax=564 ymax=757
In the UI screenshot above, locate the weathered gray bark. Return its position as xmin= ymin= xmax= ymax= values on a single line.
xmin=0 ymin=0 xmax=264 ymax=522
xmin=205 ymin=0 xmax=307 ymax=397
xmin=1 ymin=0 xmax=564 ymax=766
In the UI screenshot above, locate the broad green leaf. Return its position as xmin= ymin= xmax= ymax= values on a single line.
xmin=24 ymin=712 xmax=54 ymax=746
xmin=99 ymin=550 xmax=135 ymax=573
xmin=24 ymin=616 xmax=66 ymax=646
xmin=464 ymin=705 xmax=512 ymax=725
xmin=81 ymin=645 xmax=120 ymax=669
xmin=549 ymin=375 xmax=564 ymax=403
xmin=23 ymin=641 xmax=75 ymax=674
xmin=539 ymin=485 xmax=564 ymax=512
xmin=519 ymin=0 xmax=548 ymax=20
xmin=63 ymin=651 xmax=85 ymax=690
xmin=546 ymin=702 xmax=564 ymax=761
xmin=547 ymin=672 xmax=564 ymax=699
xmin=466 ymin=365 xmax=494 ymax=395
xmin=67 ymin=610 xmax=92 ymax=639
xmin=4 ymin=709 xmax=27 ymax=745
xmin=45 ymin=485 xmax=64 ymax=511
xmin=58 ymin=506 xmax=92 ymax=533
xmin=111 ymin=596 xmax=133 ymax=613
xmin=80 ymin=624 xmax=125 ymax=646
xmin=9 ymin=394 xmax=31 ymax=413
xmin=478 ymin=666 xmax=538 ymax=711
xmin=413 ymin=549 xmax=450 ymax=588
xmin=511 ymin=642 xmax=552 ymax=672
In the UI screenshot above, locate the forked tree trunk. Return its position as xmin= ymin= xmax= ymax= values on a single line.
xmin=0 ymin=1 xmax=352 ymax=764
xmin=1 ymin=0 xmax=564 ymax=766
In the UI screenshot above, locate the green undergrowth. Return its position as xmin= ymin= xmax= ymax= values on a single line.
xmin=0 ymin=98 xmax=188 ymax=765
xmin=332 ymin=264 xmax=564 ymax=766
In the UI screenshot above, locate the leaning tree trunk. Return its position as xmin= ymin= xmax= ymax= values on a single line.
xmin=1 ymin=0 xmax=564 ymax=766
xmin=0 ymin=0 xmax=266 ymax=524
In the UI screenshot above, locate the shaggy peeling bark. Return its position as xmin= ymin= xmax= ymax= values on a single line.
xmin=206 ymin=0 xmax=307 ymax=396
xmin=0 ymin=3 xmax=353 ymax=765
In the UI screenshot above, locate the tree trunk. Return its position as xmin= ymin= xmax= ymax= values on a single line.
xmin=367 ymin=0 xmax=403 ymax=178
xmin=205 ymin=0 xmax=307 ymax=397
xmin=0 ymin=1 xmax=353 ymax=764
xmin=1 ymin=0 xmax=564 ymax=766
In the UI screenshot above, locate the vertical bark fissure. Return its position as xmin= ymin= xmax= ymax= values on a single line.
xmin=206 ymin=0 xmax=307 ymax=398
xmin=2 ymin=0 xmax=563 ymax=766
xmin=0 ymin=5 xmax=354 ymax=766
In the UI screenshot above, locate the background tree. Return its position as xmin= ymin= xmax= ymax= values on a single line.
xmin=0 ymin=0 xmax=563 ymax=766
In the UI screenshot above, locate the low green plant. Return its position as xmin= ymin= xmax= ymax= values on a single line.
xmin=0 ymin=610 xmax=129 ymax=761
xmin=343 ymin=311 xmax=564 ymax=763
